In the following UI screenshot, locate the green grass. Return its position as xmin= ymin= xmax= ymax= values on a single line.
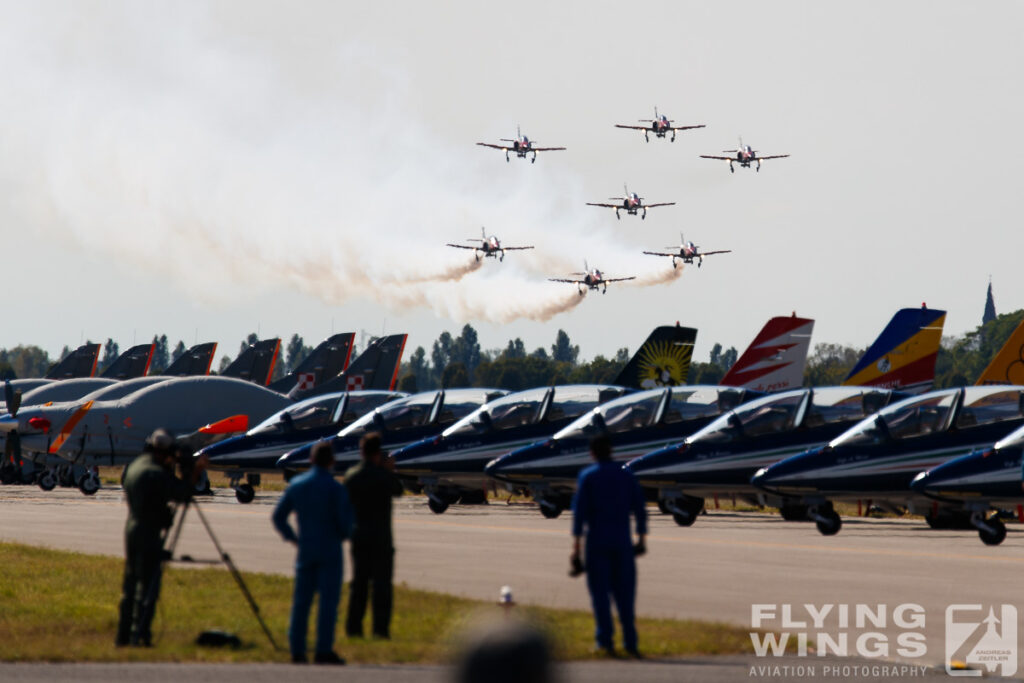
xmin=0 ymin=541 xmax=758 ymax=663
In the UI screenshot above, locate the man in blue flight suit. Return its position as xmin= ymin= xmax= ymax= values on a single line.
xmin=570 ymin=434 xmax=647 ymax=657
xmin=272 ymin=440 xmax=353 ymax=664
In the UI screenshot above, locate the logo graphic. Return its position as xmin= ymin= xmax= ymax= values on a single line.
xmin=876 ymin=356 xmax=892 ymax=373
xmin=946 ymin=604 xmax=1017 ymax=676
xmin=636 ymin=340 xmax=692 ymax=389
xmin=295 ymin=372 xmax=316 ymax=391
xmin=346 ymin=375 xmax=365 ymax=391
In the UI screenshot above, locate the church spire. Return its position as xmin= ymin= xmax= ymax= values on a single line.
xmin=983 ymin=278 xmax=997 ymax=326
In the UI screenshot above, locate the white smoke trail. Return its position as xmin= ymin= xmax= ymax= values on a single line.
xmin=631 ymin=263 xmax=685 ymax=286
xmin=0 ymin=4 xmax=680 ymax=326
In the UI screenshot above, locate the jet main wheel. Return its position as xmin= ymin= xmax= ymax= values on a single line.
xmin=78 ymin=473 xmax=100 ymax=496
xmin=38 ymin=471 xmax=57 ymax=492
xmin=458 ymin=490 xmax=488 ymax=505
xmin=427 ymin=497 xmax=449 ymax=514
xmin=235 ymin=483 xmax=255 ymax=504
xmin=815 ymin=510 xmax=842 ymax=536
xmin=538 ymin=499 xmax=563 ymax=519
xmin=978 ymin=518 xmax=1007 ymax=546
xmin=672 ymin=511 xmax=697 ymax=527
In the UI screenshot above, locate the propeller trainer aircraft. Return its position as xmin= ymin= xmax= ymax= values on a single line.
xmin=548 ymin=260 xmax=636 ymax=295
xmin=700 ymin=138 xmax=789 ymax=172
xmin=446 ymin=227 xmax=534 ymax=262
xmin=587 ymin=185 xmax=675 ymax=220
xmin=643 ymin=233 xmax=731 ymax=269
xmin=476 ymin=126 xmax=566 ymax=163
xmin=614 ymin=108 xmax=705 ymax=142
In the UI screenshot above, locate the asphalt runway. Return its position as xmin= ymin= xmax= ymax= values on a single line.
xmin=2 ymin=484 xmax=1023 ymax=676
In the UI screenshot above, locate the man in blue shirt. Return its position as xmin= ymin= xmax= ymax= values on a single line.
xmin=571 ymin=434 xmax=648 ymax=657
xmin=272 ymin=440 xmax=353 ymax=664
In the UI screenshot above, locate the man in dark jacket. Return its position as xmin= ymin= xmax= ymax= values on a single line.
xmin=273 ymin=440 xmax=353 ymax=664
xmin=571 ymin=434 xmax=647 ymax=657
xmin=116 ymin=429 xmax=204 ymax=647
xmin=344 ymin=432 xmax=403 ymax=639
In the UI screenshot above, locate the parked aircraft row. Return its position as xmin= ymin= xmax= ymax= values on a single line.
xmin=477 ymin=114 xmax=791 ymax=174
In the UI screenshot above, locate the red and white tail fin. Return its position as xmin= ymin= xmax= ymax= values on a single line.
xmin=720 ymin=315 xmax=815 ymax=392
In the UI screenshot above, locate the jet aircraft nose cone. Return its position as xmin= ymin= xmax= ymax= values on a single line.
xmin=750 ymin=467 xmax=770 ymax=487
xmin=278 ymin=446 xmax=310 ymax=469
xmin=909 ymin=470 xmax=930 ymax=493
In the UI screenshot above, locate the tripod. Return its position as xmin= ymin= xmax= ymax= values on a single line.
xmin=164 ymin=496 xmax=281 ymax=651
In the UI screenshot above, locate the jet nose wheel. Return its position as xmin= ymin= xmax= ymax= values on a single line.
xmin=38 ymin=470 xmax=57 ymax=492
xmin=538 ymin=498 xmax=564 ymax=519
xmin=78 ymin=471 xmax=100 ymax=496
xmin=811 ymin=506 xmax=842 ymax=536
xmin=235 ymin=483 xmax=255 ymax=504
xmin=974 ymin=514 xmax=1008 ymax=545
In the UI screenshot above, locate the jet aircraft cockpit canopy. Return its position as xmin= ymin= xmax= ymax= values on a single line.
xmin=552 ymin=386 xmax=743 ymax=441
xmin=687 ymin=387 xmax=892 ymax=446
xmin=830 ymin=386 xmax=1024 ymax=449
xmin=442 ymin=385 xmax=629 ymax=439
xmin=249 ymin=393 xmax=345 ymax=436
xmin=338 ymin=388 xmax=507 ymax=440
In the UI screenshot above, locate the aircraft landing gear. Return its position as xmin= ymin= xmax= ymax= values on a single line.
xmin=641 ymin=209 xmax=646 ymax=220
xmin=972 ymin=511 xmax=1008 ymax=546
xmin=38 ymin=469 xmax=57 ymax=492
xmin=809 ymin=502 xmax=841 ymax=535
xmin=779 ymin=503 xmax=809 ymax=521
xmin=615 ymin=210 xmax=621 ymax=220
xmin=235 ymin=484 xmax=255 ymax=504
xmin=538 ymin=498 xmax=563 ymax=519
xmin=78 ymin=469 xmax=100 ymax=496
xmin=665 ymin=495 xmax=704 ymax=527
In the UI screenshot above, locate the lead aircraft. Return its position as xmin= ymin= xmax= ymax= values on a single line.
xmin=446 ymin=227 xmax=534 ymax=262
xmin=587 ymin=185 xmax=675 ymax=220
xmin=549 ymin=260 xmax=635 ymax=295
xmin=614 ymin=108 xmax=706 ymax=142
xmin=476 ymin=126 xmax=566 ymax=163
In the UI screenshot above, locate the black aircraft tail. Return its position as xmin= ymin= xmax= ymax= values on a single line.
xmin=220 ymin=338 xmax=281 ymax=386
xmin=298 ymin=334 xmax=407 ymax=399
xmin=44 ymin=343 xmax=102 ymax=379
xmin=162 ymin=342 xmax=218 ymax=376
xmin=269 ymin=332 xmax=356 ymax=395
xmin=100 ymin=343 xmax=155 ymax=380
xmin=614 ymin=324 xmax=698 ymax=390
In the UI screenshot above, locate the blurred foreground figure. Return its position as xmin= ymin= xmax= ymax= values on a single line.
xmin=455 ymin=620 xmax=555 ymax=683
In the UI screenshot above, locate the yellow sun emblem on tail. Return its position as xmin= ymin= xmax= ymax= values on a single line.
xmin=637 ymin=341 xmax=693 ymax=389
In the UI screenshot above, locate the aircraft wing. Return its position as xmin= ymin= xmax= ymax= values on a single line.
xmin=699 ymin=155 xmax=733 ymax=161
xmin=531 ymin=146 xmax=566 ymax=152
xmin=502 ymin=246 xmax=535 ymax=251
xmin=643 ymin=202 xmax=676 ymax=209
xmin=757 ymin=154 xmax=790 ymax=160
xmin=603 ymin=276 xmax=637 ymax=284
xmin=586 ymin=203 xmax=618 ymax=208
xmin=700 ymin=250 xmax=732 ymax=256
xmin=614 ymin=124 xmax=648 ymax=131
xmin=446 ymin=243 xmax=478 ymax=250
xmin=476 ymin=143 xmax=510 ymax=151
xmin=548 ymin=277 xmax=583 ymax=284
xmin=642 ymin=251 xmax=674 ymax=257
xmin=669 ymin=124 xmax=706 ymax=131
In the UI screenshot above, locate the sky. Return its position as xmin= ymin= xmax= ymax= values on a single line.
xmin=1 ymin=1 xmax=1021 ymax=367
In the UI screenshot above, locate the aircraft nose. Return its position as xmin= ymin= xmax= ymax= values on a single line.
xmin=0 ymin=415 xmax=18 ymax=433
xmin=750 ymin=466 xmax=771 ymax=488
xmin=277 ymin=445 xmax=311 ymax=469
xmin=909 ymin=470 xmax=930 ymax=494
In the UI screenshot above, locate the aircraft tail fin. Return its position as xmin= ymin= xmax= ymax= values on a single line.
xmin=100 ymin=343 xmax=155 ymax=380
xmin=614 ymin=325 xmax=698 ymax=390
xmin=162 ymin=342 xmax=218 ymax=376
xmin=44 ymin=343 xmax=102 ymax=379
xmin=297 ymin=334 xmax=408 ymax=398
xmin=975 ymin=318 xmax=1024 ymax=385
xmin=268 ymin=332 xmax=356 ymax=395
xmin=220 ymin=339 xmax=281 ymax=386
xmin=842 ymin=306 xmax=946 ymax=393
xmin=721 ymin=315 xmax=815 ymax=392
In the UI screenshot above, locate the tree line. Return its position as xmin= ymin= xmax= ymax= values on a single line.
xmin=3 ymin=311 xmax=1023 ymax=390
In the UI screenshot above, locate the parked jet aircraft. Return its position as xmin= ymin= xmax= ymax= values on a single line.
xmin=614 ymin=108 xmax=705 ymax=142
xmin=45 ymin=343 xmax=102 ymax=380
xmin=276 ymin=388 xmax=508 ymax=476
xmin=485 ymin=385 xmax=760 ymax=518
xmin=587 ymin=186 xmax=675 ymax=220
xmin=476 ymin=126 xmax=565 ymax=163
xmin=627 ymin=386 xmax=903 ymax=526
xmin=266 ymin=333 xmax=355 ymax=397
xmin=841 ymin=305 xmax=946 ymax=394
xmin=549 ymin=260 xmax=635 ymax=295
xmin=446 ymin=227 xmax=534 ymax=262
xmin=750 ymin=386 xmax=1024 ymax=536
xmin=910 ymin=422 xmax=1024 ymax=545
xmin=392 ymin=384 xmax=631 ymax=513
xmin=642 ymin=234 xmax=731 ymax=269
xmin=156 ymin=342 xmax=218 ymax=377
xmin=294 ymin=334 xmax=407 ymax=398
xmin=700 ymin=138 xmax=789 ymax=172
xmin=199 ymin=390 xmax=406 ymax=502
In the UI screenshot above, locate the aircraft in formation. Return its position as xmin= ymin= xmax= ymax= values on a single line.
xmin=548 ymin=260 xmax=636 ymax=295
xmin=586 ymin=185 xmax=675 ymax=220
xmin=445 ymin=227 xmax=534 ymax=262
xmin=614 ymin=108 xmax=705 ymax=142
xmin=642 ymin=234 xmax=731 ymax=269
xmin=476 ymin=126 xmax=566 ymax=163
xmin=700 ymin=138 xmax=790 ymax=172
